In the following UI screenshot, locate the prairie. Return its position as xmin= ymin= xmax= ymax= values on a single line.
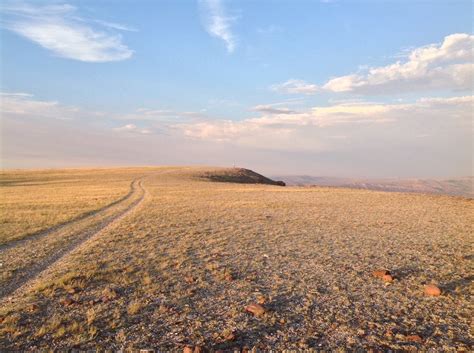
xmin=0 ymin=168 xmax=158 ymax=244
xmin=0 ymin=167 xmax=472 ymax=351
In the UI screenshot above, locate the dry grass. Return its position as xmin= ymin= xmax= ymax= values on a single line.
xmin=0 ymin=168 xmax=156 ymax=244
xmin=0 ymin=167 xmax=472 ymax=351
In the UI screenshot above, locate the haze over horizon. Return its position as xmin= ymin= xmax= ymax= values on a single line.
xmin=1 ymin=0 xmax=472 ymax=178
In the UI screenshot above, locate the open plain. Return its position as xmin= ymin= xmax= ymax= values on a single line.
xmin=0 ymin=167 xmax=472 ymax=351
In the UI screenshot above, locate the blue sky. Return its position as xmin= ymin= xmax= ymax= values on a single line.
xmin=1 ymin=1 xmax=473 ymax=177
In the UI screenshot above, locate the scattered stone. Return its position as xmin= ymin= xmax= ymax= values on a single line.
xmin=424 ymin=284 xmax=441 ymax=296
xmin=60 ymin=297 xmax=75 ymax=307
xmin=66 ymin=286 xmax=82 ymax=295
xmin=406 ymin=334 xmax=423 ymax=343
xmin=382 ymin=274 xmax=394 ymax=283
xmin=224 ymin=272 xmax=234 ymax=281
xmin=245 ymin=303 xmax=265 ymax=317
xmin=373 ymin=269 xmax=391 ymax=278
xmin=28 ymin=303 xmax=39 ymax=312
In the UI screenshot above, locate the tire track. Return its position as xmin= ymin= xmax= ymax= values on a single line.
xmin=0 ymin=179 xmax=147 ymax=300
xmin=0 ymin=179 xmax=140 ymax=251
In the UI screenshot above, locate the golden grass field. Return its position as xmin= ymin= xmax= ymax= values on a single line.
xmin=0 ymin=168 xmax=156 ymax=244
xmin=0 ymin=167 xmax=472 ymax=351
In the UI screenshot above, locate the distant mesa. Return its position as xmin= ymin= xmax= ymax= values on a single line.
xmin=201 ymin=168 xmax=286 ymax=186
xmin=272 ymin=175 xmax=473 ymax=198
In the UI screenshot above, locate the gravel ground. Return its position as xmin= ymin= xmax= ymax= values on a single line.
xmin=0 ymin=167 xmax=472 ymax=351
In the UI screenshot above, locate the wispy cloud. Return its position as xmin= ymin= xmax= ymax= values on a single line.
xmin=113 ymin=124 xmax=152 ymax=134
xmin=0 ymin=2 xmax=134 ymax=62
xmin=251 ymin=105 xmax=299 ymax=115
xmin=271 ymin=79 xmax=319 ymax=95
xmin=0 ymin=91 xmax=79 ymax=119
xmin=273 ymin=33 xmax=474 ymax=95
xmin=199 ymin=0 xmax=237 ymax=53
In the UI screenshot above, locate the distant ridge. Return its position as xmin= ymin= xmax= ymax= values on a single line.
xmin=272 ymin=175 xmax=473 ymax=198
xmin=201 ymin=168 xmax=285 ymax=186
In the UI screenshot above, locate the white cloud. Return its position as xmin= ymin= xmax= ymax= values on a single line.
xmin=199 ymin=0 xmax=237 ymax=53
xmin=271 ymin=79 xmax=319 ymax=95
xmin=175 ymin=96 xmax=473 ymax=149
xmin=1 ymin=3 xmax=133 ymax=62
xmin=113 ymin=124 xmax=152 ymax=134
xmin=273 ymin=33 xmax=474 ymax=95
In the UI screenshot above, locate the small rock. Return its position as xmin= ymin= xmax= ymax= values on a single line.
xmin=66 ymin=287 xmax=81 ymax=294
xmin=28 ymin=304 xmax=39 ymax=312
xmin=223 ymin=330 xmax=236 ymax=341
xmin=373 ymin=269 xmax=391 ymax=278
xmin=224 ymin=272 xmax=234 ymax=281
xmin=194 ymin=346 xmax=203 ymax=353
xmin=406 ymin=334 xmax=423 ymax=343
xmin=382 ymin=274 xmax=394 ymax=283
xmin=424 ymin=284 xmax=441 ymax=296
xmin=183 ymin=346 xmax=193 ymax=353
xmin=60 ymin=297 xmax=75 ymax=307
xmin=257 ymin=295 xmax=266 ymax=304
xmin=245 ymin=303 xmax=265 ymax=317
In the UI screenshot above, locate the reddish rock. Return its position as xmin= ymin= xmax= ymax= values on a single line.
xmin=194 ymin=346 xmax=203 ymax=353
xmin=183 ymin=346 xmax=193 ymax=353
xmin=373 ymin=269 xmax=391 ymax=278
xmin=382 ymin=274 xmax=394 ymax=283
xmin=406 ymin=334 xmax=423 ymax=343
xmin=28 ymin=304 xmax=39 ymax=312
xmin=424 ymin=284 xmax=441 ymax=296
xmin=60 ymin=297 xmax=75 ymax=307
xmin=224 ymin=272 xmax=234 ymax=281
xmin=245 ymin=303 xmax=265 ymax=317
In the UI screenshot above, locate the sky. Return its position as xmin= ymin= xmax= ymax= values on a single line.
xmin=0 ymin=0 xmax=472 ymax=178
